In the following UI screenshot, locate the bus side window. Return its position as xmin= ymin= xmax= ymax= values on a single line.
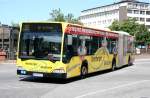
xmin=107 ymin=38 xmax=118 ymax=54
xmin=107 ymin=38 xmax=111 ymax=53
xmin=63 ymin=34 xmax=75 ymax=63
xmin=112 ymin=40 xmax=118 ymax=54
xmin=83 ymin=36 xmax=92 ymax=55
xmin=66 ymin=45 xmax=74 ymax=58
xmin=64 ymin=34 xmax=79 ymax=56
xmin=91 ymin=36 xmax=99 ymax=54
xmin=98 ymin=37 xmax=102 ymax=48
xmin=72 ymin=35 xmax=80 ymax=56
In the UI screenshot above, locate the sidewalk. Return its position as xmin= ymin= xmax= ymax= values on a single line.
xmin=0 ymin=60 xmax=16 ymax=64
xmin=135 ymin=53 xmax=150 ymax=60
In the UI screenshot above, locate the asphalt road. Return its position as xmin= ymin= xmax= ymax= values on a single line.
xmin=0 ymin=59 xmax=150 ymax=98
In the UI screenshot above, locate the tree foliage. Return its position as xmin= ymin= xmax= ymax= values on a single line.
xmin=49 ymin=8 xmax=65 ymax=22
xmin=109 ymin=18 xmax=150 ymax=45
xmin=49 ymin=8 xmax=82 ymax=25
xmin=121 ymin=18 xmax=139 ymax=36
xmin=65 ymin=13 xmax=74 ymax=22
xmin=11 ymin=22 xmax=19 ymax=28
xmin=109 ymin=20 xmax=121 ymax=31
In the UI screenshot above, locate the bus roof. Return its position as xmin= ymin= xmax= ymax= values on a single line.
xmin=21 ymin=21 xmax=69 ymax=25
xmin=20 ymin=21 xmax=132 ymax=37
xmin=20 ymin=21 xmax=113 ymax=32
xmin=112 ymin=31 xmax=131 ymax=36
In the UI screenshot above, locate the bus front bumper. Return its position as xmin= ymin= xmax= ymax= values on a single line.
xmin=17 ymin=70 xmax=67 ymax=79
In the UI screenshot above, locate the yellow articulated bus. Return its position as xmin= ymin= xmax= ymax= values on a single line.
xmin=16 ymin=22 xmax=134 ymax=79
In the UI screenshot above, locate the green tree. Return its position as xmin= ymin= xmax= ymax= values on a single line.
xmin=49 ymin=8 xmax=82 ymax=25
xmin=109 ymin=18 xmax=140 ymax=36
xmin=121 ymin=18 xmax=139 ymax=36
xmin=109 ymin=20 xmax=121 ymax=31
xmin=11 ymin=22 xmax=19 ymax=28
xmin=49 ymin=8 xmax=65 ymax=22
xmin=109 ymin=18 xmax=150 ymax=52
xmin=65 ymin=13 xmax=74 ymax=22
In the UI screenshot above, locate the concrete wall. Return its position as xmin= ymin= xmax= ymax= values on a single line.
xmin=119 ymin=6 xmax=128 ymax=21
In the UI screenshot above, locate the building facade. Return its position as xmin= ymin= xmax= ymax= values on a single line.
xmin=0 ymin=24 xmax=11 ymax=50
xmin=0 ymin=24 xmax=19 ymax=59
xmin=80 ymin=0 xmax=150 ymax=30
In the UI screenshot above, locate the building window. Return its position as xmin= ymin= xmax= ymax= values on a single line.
xmin=145 ymin=5 xmax=148 ymax=9
xmin=146 ymin=18 xmax=150 ymax=22
xmin=134 ymin=10 xmax=139 ymax=14
xmin=135 ymin=4 xmax=138 ymax=7
xmin=140 ymin=18 xmax=145 ymax=22
xmin=146 ymin=25 xmax=150 ymax=29
xmin=128 ymin=10 xmax=132 ymax=14
xmin=134 ymin=17 xmax=139 ymax=21
xmin=140 ymin=4 xmax=144 ymax=8
xmin=128 ymin=3 xmax=132 ymax=8
xmin=98 ymin=13 xmax=101 ymax=16
xmin=146 ymin=11 xmax=150 ymax=15
xmin=101 ymin=12 xmax=104 ymax=16
xmin=140 ymin=11 xmax=145 ymax=15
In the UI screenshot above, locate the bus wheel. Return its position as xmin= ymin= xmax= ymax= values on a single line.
xmin=81 ymin=65 xmax=88 ymax=79
xmin=112 ymin=60 xmax=116 ymax=71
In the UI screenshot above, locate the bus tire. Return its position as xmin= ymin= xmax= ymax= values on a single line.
xmin=112 ymin=59 xmax=116 ymax=71
xmin=80 ymin=61 xmax=88 ymax=79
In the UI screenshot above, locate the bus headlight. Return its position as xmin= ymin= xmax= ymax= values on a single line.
xmin=17 ymin=66 xmax=26 ymax=75
xmin=53 ymin=69 xmax=65 ymax=73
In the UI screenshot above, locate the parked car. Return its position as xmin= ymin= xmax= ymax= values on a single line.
xmin=136 ymin=48 xmax=141 ymax=55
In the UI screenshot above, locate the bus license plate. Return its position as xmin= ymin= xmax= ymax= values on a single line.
xmin=33 ymin=73 xmax=43 ymax=77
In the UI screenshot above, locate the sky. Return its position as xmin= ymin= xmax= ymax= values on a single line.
xmin=0 ymin=0 xmax=149 ymax=25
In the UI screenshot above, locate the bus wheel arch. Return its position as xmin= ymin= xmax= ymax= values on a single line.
xmin=80 ymin=60 xmax=88 ymax=78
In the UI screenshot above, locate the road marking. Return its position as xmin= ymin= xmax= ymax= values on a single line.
xmin=0 ymin=82 xmax=53 ymax=90
xmin=75 ymin=80 xmax=150 ymax=98
xmin=135 ymin=62 xmax=150 ymax=65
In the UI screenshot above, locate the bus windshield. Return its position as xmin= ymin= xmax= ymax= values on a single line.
xmin=19 ymin=23 xmax=62 ymax=61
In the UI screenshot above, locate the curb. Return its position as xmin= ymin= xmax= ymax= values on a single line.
xmin=0 ymin=63 xmax=16 ymax=65
xmin=135 ymin=58 xmax=150 ymax=62
xmin=0 ymin=60 xmax=16 ymax=65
